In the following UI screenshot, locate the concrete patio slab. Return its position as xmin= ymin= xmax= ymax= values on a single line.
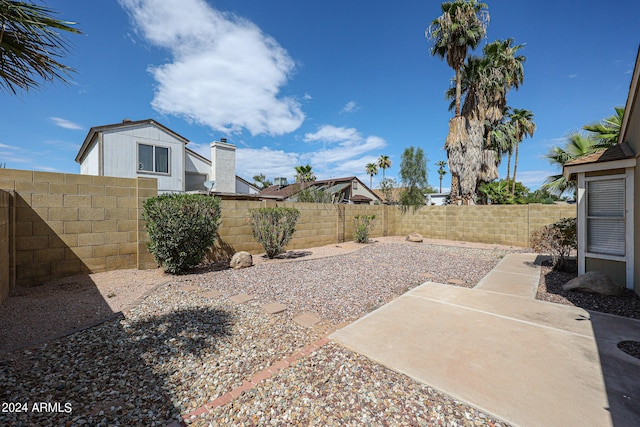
xmin=474 ymin=253 xmax=541 ymax=298
xmin=331 ymin=281 xmax=640 ymax=427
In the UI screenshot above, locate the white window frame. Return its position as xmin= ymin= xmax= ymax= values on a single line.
xmin=137 ymin=142 xmax=171 ymax=176
xmin=576 ymin=169 xmax=634 ymax=289
xmin=584 ymin=175 xmax=626 ymax=258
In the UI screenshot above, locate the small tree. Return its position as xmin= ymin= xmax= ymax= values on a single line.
xmin=399 ymin=146 xmax=429 ymax=211
xmin=252 ymin=173 xmax=272 ymax=190
xmin=530 ymin=217 xmax=577 ymax=271
xmin=143 ymin=194 xmax=221 ymax=274
xmin=248 ymin=207 xmax=300 ymax=258
xmin=435 ymin=160 xmax=447 ymax=193
xmin=353 ymin=214 xmax=376 ymax=243
xmin=379 ymin=178 xmax=397 ymax=204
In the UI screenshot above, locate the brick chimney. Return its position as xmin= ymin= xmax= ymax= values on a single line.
xmin=210 ymin=138 xmax=236 ymax=193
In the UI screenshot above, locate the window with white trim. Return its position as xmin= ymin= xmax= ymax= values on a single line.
xmin=586 ymin=178 xmax=625 ymax=256
xmin=138 ymin=143 xmax=169 ymax=174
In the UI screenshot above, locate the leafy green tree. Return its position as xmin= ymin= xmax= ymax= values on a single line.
xmin=377 ymin=155 xmax=391 ymax=180
xmin=508 ymin=108 xmax=536 ymax=195
xmin=379 ymin=177 xmax=397 ymax=204
xmin=399 ymin=146 xmax=429 ymax=211
xmin=0 ymin=0 xmax=81 ymax=94
xmin=252 ymin=173 xmax=272 ymax=190
xmin=294 ymin=164 xmax=316 ymax=183
xmin=435 ymin=160 xmax=447 ymax=193
xmin=365 ymin=162 xmax=378 ymax=188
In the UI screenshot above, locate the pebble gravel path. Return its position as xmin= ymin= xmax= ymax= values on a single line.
xmin=1 ymin=242 xmax=514 ymax=426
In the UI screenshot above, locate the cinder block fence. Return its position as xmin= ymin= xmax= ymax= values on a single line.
xmin=0 ymin=168 xmax=576 ymax=305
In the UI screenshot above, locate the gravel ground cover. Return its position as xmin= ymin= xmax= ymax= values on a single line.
xmin=200 ymin=342 xmax=507 ymax=427
xmin=536 ymin=260 xmax=640 ymax=320
xmin=189 ymin=242 xmax=511 ymax=325
xmin=0 ymin=242 xmax=514 ymax=426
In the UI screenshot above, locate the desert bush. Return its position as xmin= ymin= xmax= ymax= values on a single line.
xmin=530 ymin=217 xmax=577 ymax=270
xmin=143 ymin=194 xmax=221 ymax=274
xmin=354 ymin=214 xmax=376 ymax=243
xmin=248 ymin=207 xmax=300 ymax=258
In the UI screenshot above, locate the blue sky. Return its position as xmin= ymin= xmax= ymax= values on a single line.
xmin=2 ymin=0 xmax=639 ymax=192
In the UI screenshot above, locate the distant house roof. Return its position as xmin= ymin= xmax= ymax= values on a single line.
xmin=75 ymin=119 xmax=190 ymax=163
xmin=260 ymin=176 xmax=380 ymax=203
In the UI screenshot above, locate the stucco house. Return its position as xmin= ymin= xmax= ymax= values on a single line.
xmin=75 ymin=119 xmax=259 ymax=195
xmin=563 ymin=47 xmax=640 ymax=296
xmin=260 ymin=176 xmax=382 ymax=204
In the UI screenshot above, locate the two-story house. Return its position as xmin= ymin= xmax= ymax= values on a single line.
xmin=74 ymin=118 xmax=259 ymax=195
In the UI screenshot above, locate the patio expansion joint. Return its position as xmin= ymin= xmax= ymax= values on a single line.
xmin=407 ymin=293 xmax=593 ymax=339
xmin=174 ymin=336 xmax=331 ymax=426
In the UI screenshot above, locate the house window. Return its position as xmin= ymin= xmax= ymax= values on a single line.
xmin=138 ymin=144 xmax=169 ymax=174
xmin=352 ymin=181 xmax=358 ymax=190
xmin=586 ymin=178 xmax=625 ymax=256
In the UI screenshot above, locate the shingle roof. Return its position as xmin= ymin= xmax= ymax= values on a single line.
xmin=564 ymin=141 xmax=635 ymax=167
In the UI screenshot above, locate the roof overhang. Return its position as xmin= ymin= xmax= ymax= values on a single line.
xmin=563 ymin=157 xmax=636 ymax=180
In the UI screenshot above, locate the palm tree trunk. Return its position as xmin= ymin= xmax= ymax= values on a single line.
xmin=506 ymin=151 xmax=512 ymax=182
xmin=369 ymin=175 xmax=373 ymax=189
xmin=439 ymin=176 xmax=443 ymax=193
xmin=455 ymin=68 xmax=462 ymax=117
xmin=450 ymin=174 xmax=459 ymax=203
xmin=511 ymin=143 xmax=519 ymax=195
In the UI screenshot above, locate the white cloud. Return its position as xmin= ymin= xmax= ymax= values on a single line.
xmin=340 ymin=101 xmax=359 ymax=114
xmin=568 ymin=74 xmax=577 ymax=79
xmin=516 ymin=170 xmax=554 ymax=189
xmin=50 ymin=117 xmax=83 ymax=130
xmin=119 ymin=0 xmax=304 ymax=136
xmin=231 ymin=125 xmax=386 ymax=182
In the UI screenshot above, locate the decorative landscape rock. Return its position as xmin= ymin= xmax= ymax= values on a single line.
xmin=406 ymin=232 xmax=423 ymax=243
xmin=230 ymin=251 xmax=253 ymax=269
xmin=562 ymin=271 xmax=625 ymax=296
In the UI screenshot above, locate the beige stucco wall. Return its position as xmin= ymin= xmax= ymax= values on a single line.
xmin=210 ymin=201 xmax=576 ymax=258
xmin=0 ymin=169 xmax=157 ymax=288
xmin=0 ymin=190 xmax=9 ymax=304
xmin=627 ymin=94 xmax=640 ymax=295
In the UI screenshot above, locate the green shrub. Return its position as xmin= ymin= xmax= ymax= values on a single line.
xmin=530 ymin=217 xmax=577 ymax=271
xmin=143 ymin=194 xmax=221 ymax=274
xmin=354 ymin=214 xmax=376 ymax=243
xmin=248 ymin=207 xmax=300 ymax=258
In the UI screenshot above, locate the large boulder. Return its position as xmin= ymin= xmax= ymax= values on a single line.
xmin=562 ymin=271 xmax=625 ymax=296
xmin=230 ymin=251 xmax=253 ymax=269
xmin=406 ymin=232 xmax=423 ymax=243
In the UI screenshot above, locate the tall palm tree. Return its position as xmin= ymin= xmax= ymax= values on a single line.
xmin=377 ymin=155 xmax=391 ymax=180
xmin=583 ymin=106 xmax=624 ymax=149
xmin=509 ymin=108 xmax=536 ymax=195
xmin=488 ymin=116 xmax=517 ymax=181
xmin=427 ymin=0 xmax=489 ymax=117
xmin=435 ymin=160 xmax=448 ymax=193
xmin=541 ymin=132 xmax=596 ymax=196
xmin=365 ymin=163 xmax=378 ymax=188
xmin=294 ymin=164 xmax=316 ymax=183
xmin=0 ymin=1 xmax=81 ymax=94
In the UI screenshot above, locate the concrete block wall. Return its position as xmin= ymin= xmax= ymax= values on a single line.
xmin=0 ymin=169 xmax=157 ymax=287
xmin=0 ymin=190 xmax=9 ymax=304
xmin=212 ymin=201 xmax=576 ymax=257
xmin=398 ymin=204 xmax=576 ymax=247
